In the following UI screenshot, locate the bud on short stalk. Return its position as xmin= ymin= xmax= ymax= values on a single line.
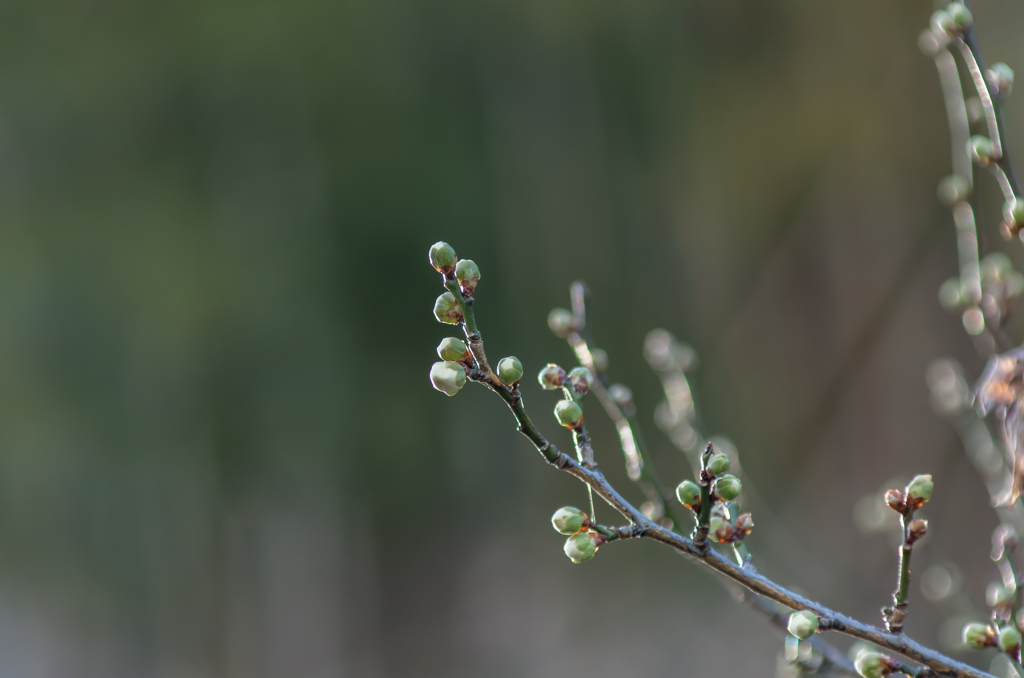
xmin=538 ymin=364 xmax=567 ymax=390
xmin=429 ymin=361 xmax=467 ymax=396
xmin=735 ymin=513 xmax=754 ymax=538
xmin=437 ymin=337 xmax=470 ymax=362
xmin=563 ymin=530 xmax=603 ymax=563
xmin=676 ymin=480 xmax=701 ymax=511
xmin=551 ymin=507 xmax=589 ymax=535
xmin=989 ymin=62 xmax=1015 ymax=97
xmin=963 ymin=622 xmax=997 ymax=649
xmin=712 ymin=474 xmax=742 ymax=502
xmin=971 ymin=136 xmax=997 ymax=166
xmin=568 ymin=367 xmax=594 ymax=396
xmin=787 ymin=610 xmax=819 ymax=640
xmin=906 ymin=519 xmax=928 ymax=545
xmin=428 ymin=241 xmax=457 ymax=274
xmin=709 ymin=516 xmax=736 ymax=543
xmin=885 ymin=489 xmax=907 ymax=514
xmin=931 ymin=9 xmax=956 ymax=36
xmin=707 ymin=453 xmax=730 ymax=477
xmin=554 ymin=399 xmax=584 ymax=428
xmin=999 ymin=625 xmax=1022 ymax=653
xmin=906 ymin=474 xmax=933 ymax=506
xmin=854 ymin=652 xmax=900 ymax=678
xmin=1005 ymin=199 xmax=1024 ymax=230
xmin=433 ymin=292 xmax=464 ymax=325
xmin=455 ymin=259 xmax=481 ymax=295
xmin=547 ymin=308 xmax=575 ymax=338
xmin=947 ymin=2 xmax=973 ymax=30
xmin=497 ymin=356 xmax=524 ymax=385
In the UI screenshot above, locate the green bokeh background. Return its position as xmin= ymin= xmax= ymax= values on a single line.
xmin=1 ymin=0 xmax=1023 ymax=675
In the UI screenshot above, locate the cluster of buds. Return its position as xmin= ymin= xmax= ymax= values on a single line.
xmin=930 ymin=2 xmax=973 ymax=39
xmin=538 ymin=363 xmax=594 ymax=428
xmin=853 ymin=652 xmax=902 ymax=678
xmin=675 ymin=447 xmax=753 ymax=544
xmin=429 ymin=337 xmax=471 ymax=396
xmin=884 ymin=474 xmax=933 ymax=514
xmin=550 ymin=507 xmax=604 ymax=563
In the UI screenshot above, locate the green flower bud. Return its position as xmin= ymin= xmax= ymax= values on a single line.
xmin=999 ymin=625 xmax=1022 ymax=652
xmin=855 ymin=652 xmax=896 ymax=678
xmin=713 ymin=474 xmax=742 ymax=501
xmin=937 ymin=174 xmax=971 ymax=207
xmin=563 ymin=531 xmax=599 ymax=563
xmin=455 ymin=259 xmax=481 ymax=295
xmin=433 ymin=292 xmax=464 ymax=325
xmin=947 ymin=2 xmax=972 ymax=29
xmin=591 ymin=348 xmax=609 ymax=373
xmin=707 ymin=453 xmax=731 ymax=476
xmin=568 ymin=367 xmax=594 ymax=395
xmin=971 ymin=136 xmax=997 ymax=166
xmin=787 ymin=610 xmax=819 ymax=640
xmin=1005 ymin=198 xmax=1024 ymax=227
xmin=906 ymin=474 xmax=933 ymax=504
xmin=551 ymin=506 xmax=588 ymax=535
xmin=429 ymin=241 xmax=457 ymax=274
xmin=931 ymin=9 xmax=955 ymax=36
xmin=676 ymin=480 xmax=701 ymax=509
xmin=938 ymin=278 xmax=963 ymax=311
xmin=429 ymin=361 xmax=466 ymax=396
xmin=497 ymin=356 xmax=524 ymax=385
xmin=990 ymin=62 xmax=1015 ymax=96
xmin=963 ymin=622 xmax=995 ymax=649
xmin=437 ymin=337 xmax=469 ymax=362
xmin=538 ymin=364 xmax=567 ymax=390
xmin=547 ymin=308 xmax=575 ymax=338
xmin=708 ymin=516 xmax=730 ymax=542
xmin=554 ymin=399 xmax=583 ymax=428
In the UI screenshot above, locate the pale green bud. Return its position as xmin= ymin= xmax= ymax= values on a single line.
xmin=938 ymin=278 xmax=963 ymax=311
xmin=931 ymin=9 xmax=956 ymax=36
xmin=937 ymin=174 xmax=971 ymax=207
xmin=429 ymin=241 xmax=457 ymax=274
xmin=963 ymin=622 xmax=995 ymax=649
xmin=591 ymin=348 xmax=609 ymax=373
xmin=563 ymin=531 xmax=599 ymax=563
xmin=676 ymin=480 xmax=701 ymax=509
xmin=971 ymin=136 xmax=997 ymax=165
xmin=987 ymin=582 xmax=1013 ymax=608
xmin=547 ymin=308 xmax=575 ymax=338
xmin=906 ymin=474 xmax=933 ymax=504
xmin=538 ymin=364 xmax=567 ymax=390
xmin=713 ymin=474 xmax=742 ymax=501
xmin=947 ymin=2 xmax=972 ymax=29
xmin=455 ymin=259 xmax=481 ymax=294
xmin=1005 ymin=198 xmax=1024 ymax=227
xmin=707 ymin=453 xmax=730 ymax=476
xmin=568 ymin=367 xmax=594 ymax=396
xmin=429 ymin=361 xmax=466 ymax=396
xmin=433 ymin=292 xmax=463 ymax=325
xmin=787 ymin=610 xmax=819 ymax=640
xmin=497 ymin=356 xmax=524 ymax=385
xmin=855 ymin=652 xmax=896 ymax=678
xmin=999 ymin=625 xmax=1022 ymax=652
xmin=990 ymin=63 xmax=1015 ymax=96
xmin=551 ymin=506 xmax=588 ymax=535
xmin=554 ymin=399 xmax=583 ymax=428
xmin=437 ymin=337 xmax=469 ymax=362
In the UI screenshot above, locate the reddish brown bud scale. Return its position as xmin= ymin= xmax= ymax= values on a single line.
xmin=907 ymin=519 xmax=928 ymax=545
xmin=885 ymin=489 xmax=906 ymax=514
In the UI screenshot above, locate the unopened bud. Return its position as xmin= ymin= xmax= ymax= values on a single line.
xmin=988 ymin=582 xmax=1013 ymax=609
xmin=428 ymin=241 xmax=457 ymax=274
xmin=938 ymin=278 xmax=964 ymax=311
xmin=963 ymin=622 xmax=996 ymax=649
xmin=989 ymin=63 xmax=1015 ymax=96
xmin=999 ymin=626 xmax=1022 ymax=653
xmin=547 ymin=308 xmax=575 ymax=338
xmin=885 ymin=489 xmax=907 ymax=513
xmin=907 ymin=519 xmax=928 ymax=545
xmin=551 ymin=507 xmax=588 ymax=535
xmin=938 ymin=174 xmax=971 ymax=207
xmin=437 ymin=337 xmax=470 ymax=362
xmin=931 ymin=9 xmax=956 ymax=36
xmin=455 ymin=259 xmax=481 ymax=295
xmin=855 ymin=652 xmax=899 ymax=678
xmin=971 ymin=136 xmax=997 ymax=166
xmin=554 ymin=399 xmax=583 ymax=428
xmin=713 ymin=474 xmax=742 ymax=502
xmin=947 ymin=2 xmax=973 ymax=30
xmin=538 ymin=364 xmax=567 ymax=390
xmin=676 ymin=480 xmax=701 ymax=510
xmin=591 ymin=348 xmax=609 ymax=373
xmin=788 ymin=610 xmax=819 ymax=640
xmin=993 ymin=524 xmax=1019 ymax=560
xmin=735 ymin=513 xmax=754 ymax=538
xmin=709 ymin=516 xmax=735 ymax=543
xmin=568 ymin=367 xmax=594 ymax=396
xmin=433 ymin=292 xmax=464 ymax=325
xmin=707 ymin=453 xmax=731 ymax=476
xmin=429 ymin=361 xmax=466 ymax=396
xmin=906 ymin=474 xmax=933 ymax=505
xmin=608 ymin=384 xmax=635 ymax=414
xmin=1005 ymin=198 xmax=1024 ymax=228
xmin=563 ymin=531 xmax=600 ymax=563
xmin=497 ymin=356 xmax=524 ymax=385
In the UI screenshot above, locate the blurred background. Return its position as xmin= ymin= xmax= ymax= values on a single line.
xmin=2 ymin=0 xmax=1024 ymax=675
